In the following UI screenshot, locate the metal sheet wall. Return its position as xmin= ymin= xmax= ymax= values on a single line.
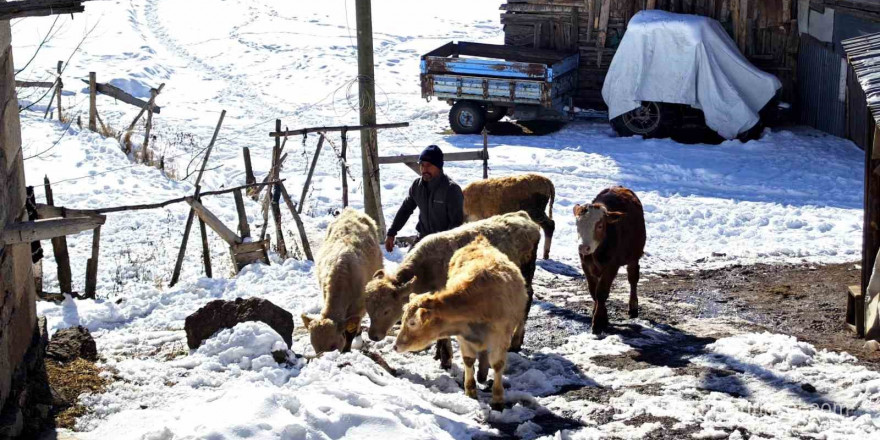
xmin=798 ymin=36 xmax=848 ymax=137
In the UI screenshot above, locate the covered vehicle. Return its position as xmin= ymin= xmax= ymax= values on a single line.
xmin=602 ymin=10 xmax=782 ymax=140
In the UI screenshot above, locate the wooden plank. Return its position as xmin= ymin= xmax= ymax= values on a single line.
xmin=278 ymin=182 xmax=314 ymax=261
xmin=186 ymin=197 xmax=241 ymax=246
xmin=647 ymin=0 xmax=657 ymax=9
xmin=84 ymin=226 xmax=100 ymax=299
xmin=596 ymin=0 xmax=611 ymax=66
xmin=44 ymin=177 xmax=71 ymax=293
xmin=482 ymin=128 xmax=489 ymax=179
xmin=586 ymin=0 xmax=595 ymax=42
xmin=0 ymin=1 xmax=85 ymax=20
xmin=233 ymin=240 xmax=268 ymax=254
xmin=15 ymin=80 xmax=54 ymax=88
xmin=233 ymin=189 xmax=251 ymax=239
xmin=80 ymin=79 xmax=161 ymax=113
xmin=378 ymin=150 xmax=485 ymax=164
xmin=270 ymin=122 xmax=408 ymax=138
xmin=88 ymin=72 xmax=96 ymax=132
xmin=1 ymin=217 xmax=105 ymax=245
xmin=739 ymin=0 xmax=749 ymax=54
xmin=298 ymin=134 xmax=325 ymax=214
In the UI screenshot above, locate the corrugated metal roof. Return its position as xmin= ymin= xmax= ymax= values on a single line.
xmin=843 ymin=32 xmax=880 ymax=125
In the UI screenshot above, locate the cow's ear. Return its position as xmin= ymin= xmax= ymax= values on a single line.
xmin=301 ymin=313 xmax=315 ymax=328
xmin=417 ymin=308 xmax=433 ymax=323
xmin=373 ymin=269 xmax=385 ymax=280
xmin=606 ymin=211 xmax=626 ymax=224
xmin=400 ymin=276 xmax=418 ymax=293
xmin=573 ymin=204 xmax=581 ymax=216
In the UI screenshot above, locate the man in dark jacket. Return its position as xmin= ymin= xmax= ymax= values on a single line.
xmin=384 ymin=144 xmax=464 ymax=253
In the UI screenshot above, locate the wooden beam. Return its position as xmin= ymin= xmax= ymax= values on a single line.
xmin=15 ymin=80 xmax=54 ymax=88
xmin=186 ymin=197 xmax=241 ymax=246
xmin=88 ymin=72 xmax=97 ymax=132
xmin=44 ymin=176 xmax=71 ymax=294
xmin=233 ymin=189 xmax=251 ymax=239
xmin=0 ymin=1 xmax=85 ymax=20
xmin=1 ymin=217 xmax=105 ymax=245
xmin=84 ymin=226 xmax=100 ymax=299
xmin=378 ymin=150 xmax=486 ymax=165
xmin=80 ymin=79 xmax=161 ymax=113
xmin=270 ymin=122 xmax=409 ymax=138
xmin=271 ymin=120 xmax=287 ymax=259
xmin=127 ymin=83 xmax=165 ymax=131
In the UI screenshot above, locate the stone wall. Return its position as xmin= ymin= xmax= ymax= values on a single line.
xmin=0 ymin=15 xmax=38 ymax=420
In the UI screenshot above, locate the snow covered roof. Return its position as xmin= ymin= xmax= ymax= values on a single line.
xmin=843 ymin=32 xmax=880 ymax=125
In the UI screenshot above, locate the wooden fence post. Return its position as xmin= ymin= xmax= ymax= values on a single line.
xmin=271 ymin=119 xmax=288 ymax=259
xmin=341 ymin=129 xmax=349 ymax=207
xmin=243 ymin=147 xmax=256 ymax=187
xmin=299 ymin=134 xmax=325 ymax=214
xmin=43 ymin=176 xmax=72 ymax=293
xmin=56 ymin=61 xmax=63 ymax=122
xmin=84 ymin=226 xmax=100 ymax=299
xmin=482 ymin=127 xmax=489 ymax=179
xmin=233 ymin=189 xmax=251 ymax=239
xmin=88 ymin=72 xmax=97 ymax=132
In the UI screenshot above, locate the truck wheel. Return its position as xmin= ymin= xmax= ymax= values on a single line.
xmin=611 ymin=102 xmax=670 ymax=138
xmin=449 ymin=101 xmax=486 ymax=134
xmin=486 ymin=106 xmax=507 ymax=123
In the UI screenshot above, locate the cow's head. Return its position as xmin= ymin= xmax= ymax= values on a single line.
xmin=574 ymin=204 xmax=624 ymax=256
xmin=393 ymin=294 xmax=441 ymax=353
xmin=301 ymin=313 xmax=359 ymax=354
xmin=364 ymin=270 xmax=418 ymax=342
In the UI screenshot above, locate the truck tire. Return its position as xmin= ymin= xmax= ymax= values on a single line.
xmin=611 ymin=101 xmax=671 ymax=139
xmin=449 ymin=101 xmax=486 ymax=134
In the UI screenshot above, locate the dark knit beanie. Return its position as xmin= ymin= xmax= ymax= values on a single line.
xmin=419 ymin=145 xmax=444 ymax=169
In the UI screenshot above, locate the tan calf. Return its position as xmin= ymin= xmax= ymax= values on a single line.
xmin=365 ymin=211 xmax=540 ymax=369
xmin=302 ymin=208 xmax=383 ymax=353
xmin=394 ymin=235 xmax=527 ymax=410
xmin=462 ymin=173 xmax=555 ymax=259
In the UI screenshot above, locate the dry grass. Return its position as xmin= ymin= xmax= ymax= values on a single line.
xmin=46 ymin=358 xmax=108 ymax=430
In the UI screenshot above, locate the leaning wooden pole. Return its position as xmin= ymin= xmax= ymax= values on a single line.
xmin=279 ymin=182 xmax=314 ymax=261
xmin=55 ymin=61 xmax=63 ymax=122
xmin=84 ymin=226 xmax=101 ymax=299
xmin=298 ymin=134 xmax=325 ymax=214
xmin=169 ymin=110 xmax=226 ymax=287
xmin=341 ymin=129 xmax=349 ymax=207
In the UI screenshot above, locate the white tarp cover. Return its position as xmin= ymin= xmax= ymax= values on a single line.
xmin=602 ymin=10 xmax=782 ymax=139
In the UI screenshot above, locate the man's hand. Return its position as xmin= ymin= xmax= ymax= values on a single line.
xmin=384 ymin=235 xmax=395 ymax=253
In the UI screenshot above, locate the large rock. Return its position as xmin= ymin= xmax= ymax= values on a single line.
xmin=46 ymin=326 xmax=97 ymax=363
xmin=184 ymin=298 xmax=294 ymax=350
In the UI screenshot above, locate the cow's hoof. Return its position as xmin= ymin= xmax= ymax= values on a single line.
xmin=628 ymin=308 xmax=639 ymax=319
xmin=440 ymin=359 xmax=453 ymax=370
xmin=477 ymin=369 xmax=488 ymax=384
xmin=591 ymin=324 xmax=605 ymax=335
xmin=542 ymin=252 xmax=550 ymax=260
xmin=490 ymin=401 xmax=504 ymax=411
xmin=508 ymin=345 xmax=522 ymax=353
xmin=465 ymin=388 xmax=478 ymax=399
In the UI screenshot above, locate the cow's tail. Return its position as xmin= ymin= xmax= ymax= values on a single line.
xmin=548 ymin=184 xmax=555 ymax=220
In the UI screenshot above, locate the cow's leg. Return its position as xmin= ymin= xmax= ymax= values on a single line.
xmin=627 ymin=263 xmax=640 ymax=319
xmin=510 ymin=243 xmax=538 ymax=352
xmin=488 ymin=346 xmax=508 ymax=411
xmin=592 ymin=268 xmax=617 ymax=334
xmin=342 ymin=328 xmax=358 ymax=352
xmin=477 ymin=350 xmax=490 ymax=383
xmin=434 ymin=338 xmax=453 ymax=370
xmin=529 ymin=207 xmax=555 ymax=260
xmin=460 ymin=342 xmax=478 ymax=399
xmin=542 ymin=218 xmax=555 ymax=260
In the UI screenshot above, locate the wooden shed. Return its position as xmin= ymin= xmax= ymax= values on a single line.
xmin=501 ymin=0 xmax=799 ymax=107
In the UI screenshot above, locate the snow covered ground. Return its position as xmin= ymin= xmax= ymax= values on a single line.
xmin=10 ymin=1 xmax=879 ymax=438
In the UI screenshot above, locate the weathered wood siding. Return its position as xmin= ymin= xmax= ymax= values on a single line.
xmin=502 ymin=0 xmax=799 ymax=107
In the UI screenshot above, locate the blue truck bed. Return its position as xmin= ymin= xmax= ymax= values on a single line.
xmin=420 ymin=42 xmax=579 ymax=109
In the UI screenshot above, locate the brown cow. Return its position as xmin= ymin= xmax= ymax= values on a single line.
xmin=574 ymin=186 xmax=646 ymax=334
xmin=394 ymin=235 xmax=528 ymax=411
xmin=463 ymin=173 xmax=555 ymax=259
xmin=301 ymin=208 xmax=383 ymax=353
xmin=365 ymin=211 xmax=539 ymax=370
